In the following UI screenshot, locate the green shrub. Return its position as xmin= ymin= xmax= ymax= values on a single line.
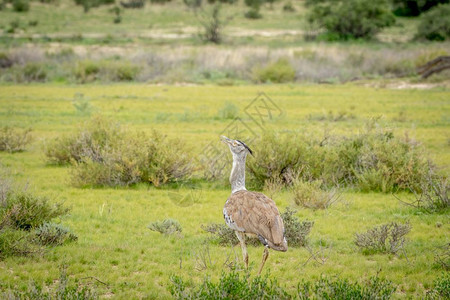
xmin=297 ymin=275 xmax=396 ymax=299
xmin=13 ymin=0 xmax=30 ymax=12
xmin=148 ymin=219 xmax=182 ymax=235
xmin=281 ymin=207 xmax=313 ymax=247
xmin=253 ymin=58 xmax=296 ymax=83
xmin=291 ymin=179 xmax=340 ymax=209
xmin=306 ymin=0 xmax=395 ymax=40
xmin=392 ymin=0 xmax=449 ymax=16
xmin=217 ymin=102 xmax=239 ymax=119
xmin=416 ymin=4 xmax=450 ymax=41
xmin=247 ymin=123 xmax=433 ymax=193
xmin=426 ymin=273 xmax=450 ymax=299
xmin=355 ymin=222 xmax=411 ymax=255
xmin=20 ymin=62 xmax=47 ymax=82
xmin=283 ymin=1 xmax=295 ymax=12
xmin=0 ymin=126 xmax=32 ymax=153
xmin=34 ymin=222 xmax=78 ymax=246
xmin=169 ymin=271 xmax=291 ymax=299
xmin=74 ymin=60 xmax=140 ymax=82
xmin=74 ymin=0 xmax=114 ymax=13
xmin=0 ymin=228 xmax=38 ymax=259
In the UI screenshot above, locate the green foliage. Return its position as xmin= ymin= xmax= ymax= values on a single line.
xmin=151 ymin=0 xmax=172 ymax=4
xmin=392 ymin=0 xmax=449 ymax=16
xmin=22 ymin=62 xmax=48 ymax=82
xmin=34 ymin=222 xmax=78 ymax=246
xmin=45 ymin=116 xmax=193 ymax=187
xmin=253 ymin=58 xmax=295 ymax=83
xmin=148 ymin=219 xmax=182 ymax=235
xmin=169 ymin=271 xmax=291 ymax=299
xmin=0 ymin=176 xmax=72 ymax=259
xmin=355 ymin=222 xmax=411 ymax=255
xmin=280 ymin=207 xmax=313 ymax=247
xmin=1 ymin=266 xmax=97 ymax=299
xmin=0 ymin=126 xmax=32 ymax=153
xmin=12 ymin=0 xmax=30 ymax=12
xmin=291 ymin=179 xmax=340 ymax=209
xmin=74 ymin=0 xmax=114 ymax=13
xmin=297 ymin=275 xmax=396 ymax=299
xmin=247 ymin=122 xmax=433 ymax=193
xmin=217 ymin=102 xmax=239 ymax=119
xmin=426 ymin=273 xmax=450 ymax=299
xmin=197 ymin=4 xmax=230 ymax=44
xmin=73 ymin=60 xmax=140 ymax=83
xmin=415 ymin=4 xmax=450 ymax=41
xmin=306 ymin=0 xmax=395 ymax=40
xmin=282 ymin=1 xmax=295 ymax=12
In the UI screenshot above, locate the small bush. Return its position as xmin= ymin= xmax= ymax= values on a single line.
xmin=34 ymin=222 xmax=78 ymax=246
xmin=73 ymin=60 xmax=140 ymax=83
xmin=306 ymin=0 xmax=395 ymax=40
xmin=0 ymin=126 xmax=32 ymax=153
xmin=45 ymin=117 xmax=193 ymax=187
xmin=253 ymin=58 xmax=295 ymax=83
xmin=148 ymin=219 xmax=182 ymax=235
xmin=244 ymin=7 xmax=262 ymax=19
xmin=297 ymin=275 xmax=396 ymax=299
xmin=13 ymin=0 xmax=30 ymax=12
xmin=355 ymin=222 xmax=411 ymax=255
xmin=281 ymin=207 xmax=313 ymax=247
xmin=217 ymin=102 xmax=239 ymax=119
xmin=426 ymin=273 xmax=450 ymax=299
xmin=416 ymin=4 xmax=450 ymax=41
xmin=0 ymin=228 xmax=38 ymax=259
xmin=291 ymin=179 xmax=340 ymax=209
xmin=406 ymin=175 xmax=449 ymax=212
xmin=169 ymin=271 xmax=291 ymax=299
xmin=21 ymin=62 xmax=47 ymax=82
xmin=433 ymin=243 xmax=449 ymax=271
xmin=282 ymin=1 xmax=295 ymax=12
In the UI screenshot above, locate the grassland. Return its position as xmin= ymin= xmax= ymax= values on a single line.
xmin=0 ymin=83 xmax=448 ymax=298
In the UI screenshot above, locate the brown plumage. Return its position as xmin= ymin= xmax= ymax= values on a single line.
xmin=224 ymin=190 xmax=287 ymax=252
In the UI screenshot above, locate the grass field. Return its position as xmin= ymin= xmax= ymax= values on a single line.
xmin=0 ymin=83 xmax=448 ymax=298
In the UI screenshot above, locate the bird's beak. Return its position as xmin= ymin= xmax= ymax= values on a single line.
xmin=220 ymin=135 xmax=233 ymax=145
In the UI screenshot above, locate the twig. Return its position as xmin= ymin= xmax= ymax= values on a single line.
xmin=80 ymin=276 xmax=109 ymax=286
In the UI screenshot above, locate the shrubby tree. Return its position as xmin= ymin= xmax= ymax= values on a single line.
xmin=73 ymin=0 xmax=114 ymax=13
xmin=391 ymin=0 xmax=449 ymax=16
xmin=306 ymin=0 xmax=396 ymax=40
xmin=415 ymin=3 xmax=450 ymax=40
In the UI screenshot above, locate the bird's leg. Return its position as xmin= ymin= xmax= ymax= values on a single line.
xmin=257 ymin=246 xmax=269 ymax=275
xmin=235 ymin=231 xmax=248 ymax=269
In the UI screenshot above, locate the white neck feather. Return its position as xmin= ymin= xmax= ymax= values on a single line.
xmin=230 ymin=152 xmax=247 ymax=194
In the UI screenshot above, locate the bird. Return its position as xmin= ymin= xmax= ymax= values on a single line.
xmin=220 ymin=135 xmax=287 ymax=275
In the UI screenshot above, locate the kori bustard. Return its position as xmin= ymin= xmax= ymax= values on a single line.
xmin=221 ymin=136 xmax=287 ymax=275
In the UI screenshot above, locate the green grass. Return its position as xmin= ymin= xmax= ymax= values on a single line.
xmin=0 ymin=83 xmax=449 ymax=298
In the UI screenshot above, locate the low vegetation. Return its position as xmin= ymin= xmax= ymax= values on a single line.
xmin=415 ymin=3 xmax=450 ymax=41
xmin=291 ymin=179 xmax=340 ymax=209
xmin=148 ymin=219 xmax=182 ymax=235
xmin=355 ymin=222 xmax=411 ymax=255
xmin=0 ymin=176 xmax=75 ymax=259
xmin=169 ymin=271 xmax=396 ymax=299
xmin=247 ymin=122 xmax=435 ymax=193
xmin=45 ymin=116 xmax=193 ymax=187
xmin=0 ymin=126 xmax=32 ymax=153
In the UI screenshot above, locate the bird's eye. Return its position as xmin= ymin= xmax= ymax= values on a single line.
xmin=233 ymin=142 xmax=237 ymax=146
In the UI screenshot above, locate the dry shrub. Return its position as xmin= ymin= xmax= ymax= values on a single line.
xmin=73 ymin=60 xmax=140 ymax=83
xmin=291 ymin=179 xmax=340 ymax=210
xmin=45 ymin=117 xmax=193 ymax=187
xmin=355 ymin=222 xmax=411 ymax=255
xmin=148 ymin=219 xmax=182 ymax=235
xmin=0 ymin=126 xmax=32 ymax=153
xmin=253 ymin=58 xmax=296 ymax=83
xmin=247 ymin=122 xmax=433 ymax=193
xmin=34 ymin=222 xmax=78 ymax=246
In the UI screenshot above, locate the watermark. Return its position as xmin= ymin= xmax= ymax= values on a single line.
xmin=169 ymin=92 xmax=283 ymax=207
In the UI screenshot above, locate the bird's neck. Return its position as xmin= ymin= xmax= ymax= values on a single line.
xmin=230 ymin=153 xmax=247 ymax=194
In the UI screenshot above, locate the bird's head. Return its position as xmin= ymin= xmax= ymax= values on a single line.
xmin=220 ymin=136 xmax=253 ymax=157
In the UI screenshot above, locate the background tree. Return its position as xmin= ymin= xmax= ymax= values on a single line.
xmin=415 ymin=3 xmax=450 ymax=40
xmin=391 ymin=0 xmax=449 ymax=16
xmin=306 ymin=0 xmax=396 ymax=40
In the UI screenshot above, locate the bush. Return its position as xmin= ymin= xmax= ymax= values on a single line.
xmin=247 ymin=122 xmax=433 ymax=193
xmin=281 ymin=207 xmax=313 ymax=247
xmin=45 ymin=117 xmax=193 ymax=187
xmin=217 ymin=102 xmax=239 ymax=119
xmin=355 ymin=222 xmax=411 ymax=255
xmin=426 ymin=273 xmax=450 ymax=299
xmin=74 ymin=0 xmax=114 ymax=13
xmin=0 ymin=126 xmax=32 ymax=153
xmin=297 ymin=275 xmax=396 ymax=299
xmin=404 ymin=175 xmax=449 ymax=212
xmin=22 ymin=62 xmax=47 ymax=82
xmin=74 ymin=60 xmax=140 ymax=83
xmin=34 ymin=222 xmax=78 ymax=246
xmin=169 ymin=271 xmax=291 ymax=299
xmin=0 ymin=176 xmax=73 ymax=259
xmin=306 ymin=0 xmax=395 ymax=40
xmin=253 ymin=58 xmax=296 ymax=83
xmin=291 ymin=179 xmax=340 ymax=209
xmin=415 ymin=4 xmax=450 ymax=41
xmin=13 ymin=0 xmax=30 ymax=12
xmin=148 ymin=219 xmax=182 ymax=235
xmin=392 ymin=0 xmax=449 ymax=16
